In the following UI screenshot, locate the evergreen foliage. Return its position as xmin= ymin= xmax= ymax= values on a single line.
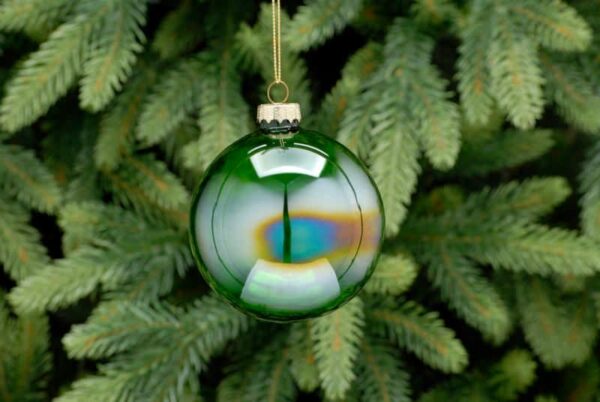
xmin=0 ymin=294 xmax=51 ymax=402
xmin=0 ymin=0 xmax=599 ymax=401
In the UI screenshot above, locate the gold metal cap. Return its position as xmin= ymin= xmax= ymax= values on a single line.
xmin=257 ymin=103 xmax=302 ymax=124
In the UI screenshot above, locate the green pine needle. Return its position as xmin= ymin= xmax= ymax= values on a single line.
xmin=186 ymin=51 xmax=250 ymax=171
xmin=103 ymin=154 xmax=190 ymax=228
xmin=9 ymin=246 xmax=107 ymax=314
xmin=311 ymin=297 xmax=364 ymax=400
xmin=363 ymin=253 xmax=419 ymax=296
xmin=79 ymin=0 xmax=148 ymax=112
xmin=0 ymin=198 xmax=49 ymax=282
xmin=152 ymin=0 xmax=204 ymax=60
xmin=516 ymin=277 xmax=598 ymax=368
xmin=319 ymin=42 xmax=381 ymax=138
xmin=509 ymin=0 xmax=592 ymax=52
xmin=357 ymin=334 xmax=411 ymax=402
xmin=136 ymin=53 xmax=207 ymax=146
xmin=580 ymin=141 xmax=600 ymax=240
xmin=541 ymin=52 xmax=600 ymax=134
xmin=286 ymin=0 xmax=364 ymax=51
xmin=425 ymin=248 xmax=512 ymax=343
xmin=369 ymin=99 xmax=421 ymax=238
xmin=288 ymin=322 xmax=320 ymax=393
xmin=236 ymin=5 xmax=312 ymax=112
xmin=0 ymin=301 xmax=51 ymax=402
xmin=0 ymin=0 xmax=113 ymax=132
xmin=489 ymin=13 xmax=545 ymax=129
xmin=0 ymin=0 xmax=73 ymax=32
xmin=0 ymin=144 xmax=62 ymax=213
xmin=453 ymin=130 xmax=555 ymax=177
xmin=369 ymin=301 xmax=468 ymax=373
xmin=457 ymin=1 xmax=495 ymax=126
xmin=95 ymin=60 xmax=158 ymax=171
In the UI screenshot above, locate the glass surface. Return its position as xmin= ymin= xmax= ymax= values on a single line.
xmin=189 ymin=128 xmax=384 ymax=321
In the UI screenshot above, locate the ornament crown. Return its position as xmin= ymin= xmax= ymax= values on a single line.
xmin=257 ymin=103 xmax=301 ymax=134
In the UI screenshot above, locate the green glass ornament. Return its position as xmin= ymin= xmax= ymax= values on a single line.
xmin=189 ymin=103 xmax=384 ymax=321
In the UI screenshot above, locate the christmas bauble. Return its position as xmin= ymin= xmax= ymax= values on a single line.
xmin=189 ymin=108 xmax=384 ymax=321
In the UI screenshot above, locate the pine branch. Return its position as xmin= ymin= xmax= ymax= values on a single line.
xmin=111 ymin=155 xmax=189 ymax=211
xmin=0 ymin=0 xmax=73 ymax=33
xmin=337 ymin=85 xmax=380 ymax=158
xmin=357 ymin=334 xmax=411 ymax=402
xmin=410 ymin=70 xmax=461 ymax=170
xmin=411 ymin=185 xmax=466 ymax=216
xmin=0 ymin=0 xmax=114 ymax=132
xmin=403 ymin=178 xmax=600 ymax=277
xmin=541 ymin=52 xmax=600 ymax=134
xmin=318 ymin=42 xmax=381 ymax=138
xmin=80 ymin=0 xmax=148 ymax=111
xmin=338 ymin=19 xmax=458 ymax=173
xmin=136 ymin=53 xmax=207 ymax=146
xmin=103 ymin=154 xmax=189 ymax=228
xmin=406 ymin=218 xmax=600 ymax=277
xmin=382 ymin=20 xmax=460 ymax=169
xmin=457 ymin=177 xmax=571 ymax=221
xmin=109 ymin=259 xmax=181 ymax=303
xmin=369 ymin=96 xmax=421 ymax=238
xmin=240 ymin=338 xmax=297 ymax=402
xmin=424 ymin=248 xmax=512 ymax=343
xmin=9 ymin=246 xmax=107 ymax=314
xmin=60 ymin=298 xmax=249 ymax=402
xmin=64 ymin=298 xmax=241 ymax=359
xmin=412 ymin=0 xmax=459 ymax=25
xmin=286 ymin=0 xmax=364 ymax=51
xmin=489 ymin=9 xmax=545 ymax=129
xmin=488 ymin=350 xmax=537 ymax=400
xmin=161 ymin=117 xmax=202 ymax=183
xmin=287 ymin=322 xmax=319 ymax=392
xmin=236 ymin=5 xmax=312 ymax=112
xmin=453 ymin=130 xmax=555 ymax=176
xmin=509 ymin=0 xmax=592 ymax=52
xmin=0 ymin=198 xmax=49 ymax=282
xmin=10 ymin=221 xmax=188 ymax=314
xmin=580 ymin=141 xmax=600 ymax=239
xmin=0 ymin=144 xmax=61 ymax=213
xmin=471 ymin=223 xmax=600 ymax=276
xmin=53 ymin=375 xmax=131 ymax=402
xmin=96 ymin=59 xmax=158 ymax=171
xmin=152 ymin=0 xmax=204 ymax=60
xmin=369 ymin=301 xmax=468 ymax=373
xmin=311 ymin=297 xmax=364 ymax=400
xmin=406 ymin=70 xmax=460 ymax=169
xmin=363 ymin=253 xmax=418 ymax=296
xmin=418 ymin=349 xmax=536 ymax=402
xmin=516 ymin=277 xmax=598 ymax=368
xmin=0 ymin=306 xmax=51 ymax=402
xmin=64 ymin=118 xmax=103 ymax=204
xmin=58 ymin=202 xmax=148 ymax=251
xmin=457 ymin=1 xmax=495 ymax=125
xmin=183 ymin=50 xmax=249 ymax=171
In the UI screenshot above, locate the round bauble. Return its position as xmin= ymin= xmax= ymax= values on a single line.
xmin=189 ymin=128 xmax=384 ymax=321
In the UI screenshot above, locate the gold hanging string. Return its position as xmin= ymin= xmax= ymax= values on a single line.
xmin=267 ymin=0 xmax=289 ymax=103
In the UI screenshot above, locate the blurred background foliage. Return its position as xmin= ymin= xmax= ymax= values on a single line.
xmin=0 ymin=0 xmax=600 ymax=401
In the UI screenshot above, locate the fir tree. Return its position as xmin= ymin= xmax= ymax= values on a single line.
xmin=1 ymin=0 xmax=600 ymax=401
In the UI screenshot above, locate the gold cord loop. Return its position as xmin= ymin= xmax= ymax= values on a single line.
xmin=267 ymin=80 xmax=289 ymax=103
xmin=268 ymin=0 xmax=289 ymax=103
